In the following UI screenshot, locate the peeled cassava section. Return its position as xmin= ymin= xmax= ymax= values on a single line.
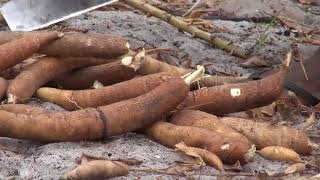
xmin=36 ymin=72 xmax=176 ymax=110
xmin=7 ymin=56 xmax=112 ymax=103
xmin=146 ymin=121 xmax=249 ymax=164
xmin=0 ymin=31 xmax=129 ymax=58
xmin=0 ymin=31 xmax=61 ymax=72
xmin=52 ymin=61 xmax=136 ymax=90
xmin=0 ymin=77 xmax=188 ymax=141
xmin=220 ymin=117 xmax=313 ymax=155
xmin=178 ymin=52 xmax=292 ymax=115
xmin=170 ymin=110 xmax=252 ymax=150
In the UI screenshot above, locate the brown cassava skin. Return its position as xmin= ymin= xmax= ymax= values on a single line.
xmin=0 ymin=31 xmax=25 ymax=45
xmin=0 ymin=104 xmax=50 ymax=114
xmin=62 ymin=160 xmax=129 ymax=180
xmin=52 ymin=61 xmax=136 ymax=90
xmin=0 ymin=32 xmax=60 ymax=72
xmin=0 ymin=77 xmax=8 ymax=100
xmin=170 ymin=110 xmax=252 ymax=150
xmin=0 ymin=31 xmax=129 ymax=58
xmin=0 ymin=58 xmax=39 ymax=79
xmin=130 ymin=55 xmax=248 ymax=87
xmin=178 ymin=62 xmax=288 ymax=115
xmin=146 ymin=121 xmax=249 ymax=164
xmin=220 ymin=117 xmax=313 ymax=155
xmin=0 ymin=77 xmax=189 ymax=141
xmin=36 ymin=72 xmax=176 ymax=110
xmin=7 ymin=56 xmax=113 ymax=103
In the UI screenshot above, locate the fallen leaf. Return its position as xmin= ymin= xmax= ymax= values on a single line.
xmin=258 ymin=146 xmax=303 ymax=163
xmin=164 ymin=163 xmax=197 ymax=175
xmin=303 ymin=112 xmax=316 ymax=131
xmin=284 ymin=163 xmax=306 ymax=175
xmin=240 ymin=56 xmax=269 ymax=68
xmin=78 ymin=153 xmax=142 ymax=166
xmin=298 ymin=0 xmax=315 ymax=4
xmin=175 ymin=142 xmax=224 ymax=171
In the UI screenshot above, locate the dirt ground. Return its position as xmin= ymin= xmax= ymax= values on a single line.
xmin=0 ymin=0 xmax=319 ymax=179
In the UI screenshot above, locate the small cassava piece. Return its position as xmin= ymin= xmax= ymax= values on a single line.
xmin=0 ymin=31 xmax=130 ymax=58
xmin=62 ymin=160 xmax=129 ymax=180
xmin=51 ymin=60 xmax=136 ymax=90
xmin=146 ymin=121 xmax=250 ymax=164
xmin=175 ymin=142 xmax=224 ymax=171
xmin=177 ymin=52 xmax=292 ymax=115
xmin=170 ymin=110 xmax=252 ymax=150
xmin=0 ymin=72 xmax=195 ymax=141
xmin=37 ymin=72 xmax=178 ymax=110
xmin=258 ymin=146 xmax=303 ymax=163
xmin=7 ymin=56 xmax=113 ymax=103
xmin=0 ymin=31 xmax=62 ymax=72
xmin=220 ymin=117 xmax=313 ymax=155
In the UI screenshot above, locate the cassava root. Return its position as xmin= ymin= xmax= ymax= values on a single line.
xmin=220 ymin=117 xmax=313 ymax=155
xmin=51 ymin=60 xmax=136 ymax=90
xmin=36 ymin=72 xmax=178 ymax=110
xmin=122 ymin=52 xmax=249 ymax=88
xmin=0 ymin=75 xmax=189 ymax=141
xmin=7 ymin=56 xmax=114 ymax=103
xmin=0 ymin=31 xmax=129 ymax=58
xmin=145 ymin=121 xmax=250 ymax=164
xmin=177 ymin=52 xmax=292 ymax=115
xmin=0 ymin=31 xmax=61 ymax=72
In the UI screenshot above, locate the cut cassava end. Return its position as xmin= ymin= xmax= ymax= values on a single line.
xmin=0 ymin=76 xmax=189 ymax=141
xmin=122 ymin=53 xmax=249 ymax=87
xmin=177 ymin=52 xmax=292 ymax=115
xmin=170 ymin=110 xmax=252 ymax=150
xmin=62 ymin=160 xmax=129 ymax=180
xmin=146 ymin=121 xmax=250 ymax=164
xmin=0 ymin=31 xmax=129 ymax=58
xmin=220 ymin=117 xmax=313 ymax=155
xmin=6 ymin=56 xmax=113 ymax=104
xmin=37 ymin=72 xmax=177 ymax=110
xmin=51 ymin=60 xmax=136 ymax=90
xmin=0 ymin=77 xmax=8 ymax=100
xmin=0 ymin=31 xmax=61 ymax=72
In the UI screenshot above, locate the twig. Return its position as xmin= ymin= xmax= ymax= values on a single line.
xmin=182 ymin=0 xmax=202 ymax=17
xmin=123 ymin=0 xmax=247 ymax=58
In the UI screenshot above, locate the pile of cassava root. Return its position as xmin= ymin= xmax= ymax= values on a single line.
xmin=0 ymin=31 xmax=316 ymax=179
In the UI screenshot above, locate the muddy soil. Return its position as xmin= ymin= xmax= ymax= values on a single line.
xmin=0 ymin=0 xmax=319 ymax=179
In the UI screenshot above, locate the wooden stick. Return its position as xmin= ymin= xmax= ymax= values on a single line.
xmin=123 ymin=0 xmax=247 ymax=58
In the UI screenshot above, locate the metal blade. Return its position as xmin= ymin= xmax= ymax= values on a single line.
xmin=1 ymin=0 xmax=118 ymax=31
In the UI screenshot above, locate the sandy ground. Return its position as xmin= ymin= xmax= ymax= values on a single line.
xmin=0 ymin=0 xmax=319 ymax=179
